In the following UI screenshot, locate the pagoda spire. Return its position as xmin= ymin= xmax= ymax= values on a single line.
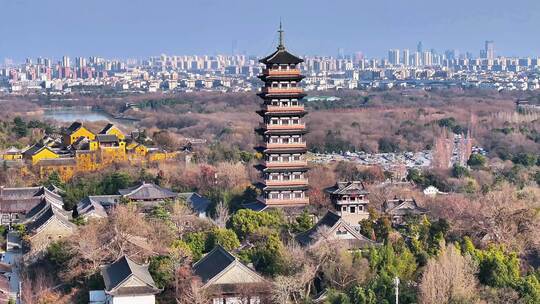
xmin=278 ymin=20 xmax=285 ymax=50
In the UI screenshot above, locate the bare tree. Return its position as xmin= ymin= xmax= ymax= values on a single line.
xmin=212 ymin=201 xmax=229 ymax=229
xmin=419 ymin=244 xmax=478 ymax=304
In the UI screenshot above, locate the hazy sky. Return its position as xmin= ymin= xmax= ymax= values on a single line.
xmin=1 ymin=0 xmax=540 ymax=61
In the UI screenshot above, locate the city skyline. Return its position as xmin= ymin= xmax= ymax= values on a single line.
xmin=2 ymin=0 xmax=540 ymax=61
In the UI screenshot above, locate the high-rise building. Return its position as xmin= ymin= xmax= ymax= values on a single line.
xmin=422 ymin=51 xmax=432 ymax=66
xmin=255 ymin=24 xmax=309 ymax=207
xmin=485 ymin=40 xmax=495 ymax=61
xmin=62 ymin=56 xmax=70 ymax=67
xmin=388 ymin=49 xmax=400 ymax=66
xmin=413 ymin=52 xmax=421 ymax=67
xmin=417 ymin=41 xmax=423 ymax=53
xmin=402 ymin=49 xmax=410 ymax=66
xmin=75 ymin=57 xmax=87 ymax=68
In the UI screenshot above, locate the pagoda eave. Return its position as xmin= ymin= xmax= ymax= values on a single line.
xmin=257 ymin=74 xmax=305 ymax=82
xmin=255 ymin=128 xmax=309 ymax=136
xmin=257 ymin=92 xmax=307 ymax=99
xmin=256 ymin=110 xmax=307 ymax=117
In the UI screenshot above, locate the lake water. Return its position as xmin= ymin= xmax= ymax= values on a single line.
xmin=43 ymin=108 xmax=112 ymax=122
xmin=42 ymin=108 xmax=135 ymax=127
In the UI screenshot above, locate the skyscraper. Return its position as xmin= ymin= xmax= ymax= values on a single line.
xmin=62 ymin=56 xmax=70 ymax=67
xmin=485 ymin=40 xmax=495 ymax=61
xmin=417 ymin=41 xmax=423 ymax=53
xmin=402 ymin=49 xmax=410 ymax=66
xmin=255 ymin=23 xmax=309 ymax=207
xmin=388 ymin=49 xmax=400 ymax=66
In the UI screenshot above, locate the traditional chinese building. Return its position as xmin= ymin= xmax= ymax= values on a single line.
xmin=325 ymin=181 xmax=370 ymax=227
xmin=255 ymin=24 xmax=309 ymax=207
xmin=383 ymin=198 xmax=428 ymax=225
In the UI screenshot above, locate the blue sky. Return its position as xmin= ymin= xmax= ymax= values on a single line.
xmin=1 ymin=0 xmax=540 ymax=61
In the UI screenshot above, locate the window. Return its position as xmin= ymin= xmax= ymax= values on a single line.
xmin=359 ymin=205 xmax=364 ymax=211
xmin=294 ymin=192 xmax=303 ymax=198
xmin=342 ymin=206 xmax=347 ymax=212
xmin=350 ymin=206 xmax=356 ymax=214
xmin=282 ymin=192 xmax=291 ymax=199
xmin=270 ymin=193 xmax=279 ymax=199
xmin=282 ymin=119 xmax=290 ymax=125
xmin=292 ymin=119 xmax=300 ymax=124
xmin=270 ymin=155 xmax=279 ymax=162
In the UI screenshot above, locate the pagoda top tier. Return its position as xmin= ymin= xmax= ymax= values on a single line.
xmin=260 ymin=23 xmax=303 ymax=65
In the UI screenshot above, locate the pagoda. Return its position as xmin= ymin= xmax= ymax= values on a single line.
xmin=254 ymin=24 xmax=309 ymax=207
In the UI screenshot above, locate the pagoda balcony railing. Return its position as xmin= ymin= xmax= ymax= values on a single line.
xmin=262 ymin=105 xmax=305 ymax=112
xmin=336 ymin=199 xmax=370 ymax=205
xmin=262 ymin=142 xmax=307 ymax=149
xmin=261 ymin=87 xmax=303 ymax=94
xmin=262 ymin=197 xmax=309 ymax=206
xmin=259 ymin=123 xmax=306 ymax=130
xmin=263 ymin=160 xmax=308 ymax=168
xmin=264 ymin=179 xmax=308 ymax=186
xmin=263 ymin=68 xmax=301 ymax=76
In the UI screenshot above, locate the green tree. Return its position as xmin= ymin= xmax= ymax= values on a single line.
xmin=183 ymin=232 xmax=207 ymax=261
xmin=512 ymin=153 xmax=537 ymax=167
xmin=12 ymin=116 xmax=28 ymax=138
xmin=46 ymin=240 xmax=74 ymax=269
xmin=349 ymin=286 xmax=377 ymax=304
xmin=100 ymin=172 xmax=133 ymax=194
xmin=406 ymin=168 xmax=425 ymax=185
xmin=324 ymin=289 xmax=352 ymax=304
xmin=148 ymin=255 xmax=175 ymax=289
xmin=230 ymin=209 xmax=284 ymax=240
xmin=206 ymin=228 xmax=240 ymax=252
xmin=516 ymin=273 xmax=540 ymax=303
xmin=467 ymin=153 xmax=487 ymax=168
xmin=149 ymin=204 xmax=170 ymax=221
xmin=242 ymin=232 xmax=286 ymax=276
xmin=378 ymin=137 xmax=400 ymax=153
xmin=451 ymin=164 xmax=469 ymax=178
xmin=45 ymin=171 xmax=63 ymax=188
xmin=291 ymin=209 xmax=312 ymax=233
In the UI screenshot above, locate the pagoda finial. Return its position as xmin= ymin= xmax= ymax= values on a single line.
xmin=278 ymin=20 xmax=285 ymax=50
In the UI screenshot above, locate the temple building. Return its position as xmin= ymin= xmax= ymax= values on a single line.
xmin=325 ymin=181 xmax=370 ymax=227
xmin=383 ymin=198 xmax=428 ymax=225
xmin=255 ymin=24 xmax=309 ymax=207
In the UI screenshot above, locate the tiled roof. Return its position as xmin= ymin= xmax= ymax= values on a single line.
xmin=99 ymin=123 xmax=115 ymax=134
xmin=118 ymin=182 xmax=177 ymax=200
xmin=24 ymin=201 xmax=74 ymax=235
xmin=0 ymin=186 xmax=64 ymax=214
xmin=23 ymin=144 xmax=47 ymax=157
xmin=179 ymin=192 xmax=211 ymax=214
xmin=383 ymin=198 xmax=428 ymax=216
xmin=325 ymin=181 xmax=369 ymax=195
xmin=101 ymin=256 xmax=159 ymax=295
xmin=96 ymin=134 xmax=119 ymax=143
xmin=260 ymin=48 xmax=303 ymax=65
xmin=193 ymin=245 xmax=236 ymax=284
xmin=296 ymin=211 xmax=376 ymax=248
xmin=66 ymin=121 xmax=83 ymax=133
xmin=77 ymin=197 xmax=108 ymax=218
